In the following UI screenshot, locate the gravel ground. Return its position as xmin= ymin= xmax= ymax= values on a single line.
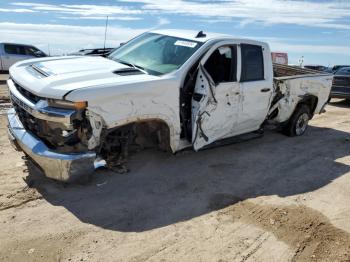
xmin=0 ymin=79 xmax=350 ymax=261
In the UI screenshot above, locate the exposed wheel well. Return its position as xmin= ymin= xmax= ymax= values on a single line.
xmin=99 ymin=120 xmax=172 ymax=158
xmin=297 ymin=95 xmax=318 ymax=117
xmin=132 ymin=120 xmax=172 ymax=152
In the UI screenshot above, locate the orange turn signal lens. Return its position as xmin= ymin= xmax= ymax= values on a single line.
xmin=73 ymin=101 xmax=87 ymax=110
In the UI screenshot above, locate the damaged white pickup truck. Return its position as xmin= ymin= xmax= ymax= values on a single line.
xmin=6 ymin=29 xmax=332 ymax=182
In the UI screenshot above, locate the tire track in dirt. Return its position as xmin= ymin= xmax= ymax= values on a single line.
xmin=0 ymin=194 xmax=42 ymax=211
xmin=236 ymin=232 xmax=270 ymax=262
xmin=0 ymin=179 xmax=43 ymax=211
xmin=220 ymin=200 xmax=350 ymax=262
xmin=0 ymin=230 xmax=88 ymax=262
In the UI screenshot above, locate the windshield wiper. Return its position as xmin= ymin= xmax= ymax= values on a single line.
xmin=115 ymin=59 xmax=134 ymax=68
xmin=115 ymin=59 xmax=148 ymax=74
xmin=133 ymin=64 xmax=145 ymax=71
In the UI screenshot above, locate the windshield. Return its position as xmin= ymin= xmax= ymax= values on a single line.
xmin=109 ymin=33 xmax=203 ymax=76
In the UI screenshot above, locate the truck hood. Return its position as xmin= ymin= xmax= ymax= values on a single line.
xmin=32 ymin=56 xmax=121 ymax=75
xmin=9 ymin=56 xmax=159 ymax=99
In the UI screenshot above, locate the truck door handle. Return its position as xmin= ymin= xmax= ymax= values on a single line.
xmin=261 ymin=88 xmax=271 ymax=93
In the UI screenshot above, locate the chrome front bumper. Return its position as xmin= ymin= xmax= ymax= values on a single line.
xmin=7 ymin=108 xmax=96 ymax=182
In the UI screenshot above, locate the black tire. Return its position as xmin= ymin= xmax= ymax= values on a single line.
xmin=283 ymin=104 xmax=311 ymax=137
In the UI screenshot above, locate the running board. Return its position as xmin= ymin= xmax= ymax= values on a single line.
xmin=201 ymin=130 xmax=264 ymax=151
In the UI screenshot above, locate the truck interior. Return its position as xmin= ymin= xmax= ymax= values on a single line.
xmin=180 ymin=46 xmax=236 ymax=142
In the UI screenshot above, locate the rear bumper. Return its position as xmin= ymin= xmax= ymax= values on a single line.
xmin=7 ymin=108 xmax=96 ymax=182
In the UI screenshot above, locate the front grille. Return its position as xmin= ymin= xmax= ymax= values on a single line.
xmin=12 ymin=100 xmax=80 ymax=150
xmin=13 ymin=102 xmax=47 ymax=139
xmin=13 ymin=81 xmax=42 ymax=103
xmin=13 ymin=103 xmax=62 ymax=149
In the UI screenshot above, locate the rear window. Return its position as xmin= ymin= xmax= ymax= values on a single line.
xmin=241 ymin=44 xmax=264 ymax=82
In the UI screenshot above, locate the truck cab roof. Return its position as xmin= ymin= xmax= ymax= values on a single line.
xmin=150 ymin=29 xmax=267 ymax=47
xmin=150 ymin=29 xmax=230 ymax=42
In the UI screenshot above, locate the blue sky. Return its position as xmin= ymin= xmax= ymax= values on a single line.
xmin=0 ymin=0 xmax=350 ymax=66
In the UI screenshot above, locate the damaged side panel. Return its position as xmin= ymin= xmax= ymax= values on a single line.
xmin=86 ymin=110 xmax=104 ymax=150
xmin=66 ymin=78 xmax=182 ymax=153
xmin=269 ymin=75 xmax=332 ymax=123
xmin=64 ymin=78 xmax=182 ymax=172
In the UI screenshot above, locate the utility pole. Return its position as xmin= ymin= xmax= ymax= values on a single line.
xmin=298 ymin=56 xmax=304 ymax=68
xmin=103 ymin=16 xmax=109 ymax=50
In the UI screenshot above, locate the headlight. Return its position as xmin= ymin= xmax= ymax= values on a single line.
xmin=48 ymin=99 xmax=87 ymax=110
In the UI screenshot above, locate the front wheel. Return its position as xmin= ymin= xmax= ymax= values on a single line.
xmin=283 ymin=105 xmax=311 ymax=137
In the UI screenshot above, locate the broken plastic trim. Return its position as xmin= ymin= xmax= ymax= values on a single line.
xmin=194 ymin=111 xmax=210 ymax=142
xmin=199 ymin=64 xmax=217 ymax=104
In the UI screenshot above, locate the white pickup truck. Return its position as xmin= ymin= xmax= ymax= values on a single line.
xmin=6 ymin=30 xmax=332 ymax=182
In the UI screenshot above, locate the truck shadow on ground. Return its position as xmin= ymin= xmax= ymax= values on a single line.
xmin=25 ymin=125 xmax=350 ymax=232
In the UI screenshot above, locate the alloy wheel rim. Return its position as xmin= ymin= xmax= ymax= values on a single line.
xmin=296 ymin=113 xmax=309 ymax=135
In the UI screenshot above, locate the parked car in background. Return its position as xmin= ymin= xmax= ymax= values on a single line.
xmin=0 ymin=43 xmax=47 ymax=71
xmin=330 ymin=67 xmax=350 ymax=99
xmin=323 ymin=67 xmax=333 ymax=73
xmin=332 ymin=65 xmax=350 ymax=73
xmin=69 ymin=48 xmax=115 ymax=57
xmin=304 ymin=65 xmax=328 ymax=72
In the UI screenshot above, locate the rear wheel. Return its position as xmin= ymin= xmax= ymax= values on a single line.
xmin=283 ymin=105 xmax=311 ymax=137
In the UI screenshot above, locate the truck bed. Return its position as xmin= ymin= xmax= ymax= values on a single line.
xmin=273 ymin=63 xmax=330 ymax=80
xmin=270 ymin=63 xmax=333 ymax=124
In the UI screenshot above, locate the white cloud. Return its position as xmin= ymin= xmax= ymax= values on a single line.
xmin=269 ymin=41 xmax=350 ymax=55
xmin=58 ymin=16 xmax=142 ymax=21
xmin=0 ymin=8 xmax=35 ymax=13
xmin=12 ymin=2 xmax=141 ymax=16
xmin=0 ymin=22 xmax=147 ymax=55
xmin=119 ymin=0 xmax=350 ymax=30
xmin=157 ymin=17 xmax=170 ymax=26
xmin=0 ymin=21 xmax=347 ymax=58
xmin=237 ymin=35 xmax=350 ymax=55
xmin=0 ymin=16 xmax=170 ymax=55
xmin=10 ymin=1 xmax=350 ymax=30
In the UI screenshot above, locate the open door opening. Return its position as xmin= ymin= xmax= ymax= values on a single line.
xmin=180 ymin=60 xmax=201 ymax=143
xmin=190 ymin=45 xmax=240 ymax=151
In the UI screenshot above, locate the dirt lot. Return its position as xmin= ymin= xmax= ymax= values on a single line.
xmin=1 ymin=78 xmax=350 ymax=261
xmin=0 ymin=74 xmax=9 ymax=100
